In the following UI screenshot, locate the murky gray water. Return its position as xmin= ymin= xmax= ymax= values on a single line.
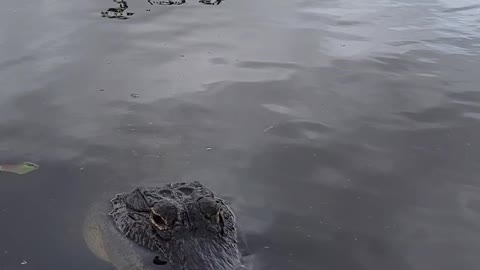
xmin=1 ymin=0 xmax=480 ymax=269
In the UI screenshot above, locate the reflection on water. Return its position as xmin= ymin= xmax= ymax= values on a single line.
xmin=1 ymin=0 xmax=480 ymax=269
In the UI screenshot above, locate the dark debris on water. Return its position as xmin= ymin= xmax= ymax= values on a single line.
xmin=101 ymin=0 xmax=133 ymax=20
xmin=101 ymin=0 xmax=224 ymax=20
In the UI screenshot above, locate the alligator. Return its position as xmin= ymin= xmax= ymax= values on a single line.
xmin=83 ymin=182 xmax=247 ymax=270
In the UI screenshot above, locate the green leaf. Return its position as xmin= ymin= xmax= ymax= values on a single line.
xmin=0 ymin=162 xmax=39 ymax=175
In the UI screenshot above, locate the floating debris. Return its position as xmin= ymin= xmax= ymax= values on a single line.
xmin=199 ymin=0 xmax=224 ymax=4
xmin=101 ymin=0 xmax=133 ymax=20
xmin=263 ymin=125 xmax=274 ymax=133
xmin=130 ymin=93 xmax=140 ymax=98
xmin=0 ymin=162 xmax=39 ymax=175
xmin=148 ymin=0 xmax=186 ymax=5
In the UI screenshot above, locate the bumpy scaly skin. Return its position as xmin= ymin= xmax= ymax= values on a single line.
xmin=109 ymin=181 xmax=244 ymax=270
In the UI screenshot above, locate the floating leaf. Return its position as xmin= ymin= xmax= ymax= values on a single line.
xmin=0 ymin=162 xmax=39 ymax=175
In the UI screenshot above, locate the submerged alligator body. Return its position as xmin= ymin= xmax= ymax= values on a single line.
xmin=108 ymin=181 xmax=245 ymax=270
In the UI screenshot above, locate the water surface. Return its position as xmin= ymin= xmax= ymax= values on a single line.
xmin=1 ymin=0 xmax=480 ymax=269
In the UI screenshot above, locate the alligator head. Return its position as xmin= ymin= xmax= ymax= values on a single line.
xmin=109 ymin=182 xmax=245 ymax=270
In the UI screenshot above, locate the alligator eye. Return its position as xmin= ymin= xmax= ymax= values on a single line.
xmin=198 ymin=197 xmax=221 ymax=223
xmin=151 ymin=211 xmax=168 ymax=231
xmin=150 ymin=201 xmax=178 ymax=231
xmin=204 ymin=212 xmax=220 ymax=223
